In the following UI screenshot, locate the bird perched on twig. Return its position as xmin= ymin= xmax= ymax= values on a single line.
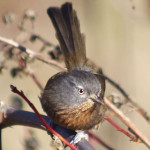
xmin=40 ymin=2 xmax=106 ymax=139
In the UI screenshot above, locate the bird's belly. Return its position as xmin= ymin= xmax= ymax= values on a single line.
xmin=51 ymin=103 xmax=106 ymax=130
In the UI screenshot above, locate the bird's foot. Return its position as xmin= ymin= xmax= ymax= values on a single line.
xmin=70 ymin=131 xmax=89 ymax=144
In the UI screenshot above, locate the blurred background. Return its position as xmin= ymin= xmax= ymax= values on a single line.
xmin=0 ymin=0 xmax=150 ymax=150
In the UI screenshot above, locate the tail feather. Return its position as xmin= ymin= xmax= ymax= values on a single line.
xmin=47 ymin=3 xmax=87 ymax=71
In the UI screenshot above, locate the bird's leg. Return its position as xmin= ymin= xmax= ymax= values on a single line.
xmin=70 ymin=130 xmax=89 ymax=144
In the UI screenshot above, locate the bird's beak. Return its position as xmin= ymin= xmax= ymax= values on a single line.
xmin=91 ymin=97 xmax=104 ymax=105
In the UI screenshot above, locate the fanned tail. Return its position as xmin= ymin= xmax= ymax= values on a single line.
xmin=47 ymin=3 xmax=87 ymax=71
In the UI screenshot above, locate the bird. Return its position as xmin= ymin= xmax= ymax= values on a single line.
xmin=40 ymin=2 xmax=106 ymax=134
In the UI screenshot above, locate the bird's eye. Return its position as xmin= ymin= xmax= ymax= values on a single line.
xmin=77 ymin=88 xmax=84 ymax=95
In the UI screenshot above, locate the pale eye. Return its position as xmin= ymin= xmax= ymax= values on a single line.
xmin=77 ymin=88 xmax=84 ymax=95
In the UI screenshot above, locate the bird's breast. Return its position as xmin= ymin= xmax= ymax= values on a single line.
xmin=50 ymin=100 xmax=106 ymax=130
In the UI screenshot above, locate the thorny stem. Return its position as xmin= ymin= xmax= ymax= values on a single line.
xmin=29 ymin=72 xmax=43 ymax=91
xmin=104 ymin=98 xmax=150 ymax=149
xmin=104 ymin=116 xmax=138 ymax=141
xmin=104 ymin=75 xmax=150 ymax=124
xmin=87 ymin=132 xmax=114 ymax=150
xmin=0 ymin=36 xmax=65 ymax=71
xmin=10 ymin=85 xmax=77 ymax=150
xmin=35 ymin=55 xmax=65 ymax=71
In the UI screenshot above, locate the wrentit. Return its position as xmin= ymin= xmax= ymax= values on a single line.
xmin=40 ymin=3 xmax=106 ymax=131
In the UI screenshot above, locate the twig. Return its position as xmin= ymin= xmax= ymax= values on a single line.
xmin=28 ymin=71 xmax=43 ymax=91
xmin=35 ymin=55 xmax=65 ymax=71
xmin=104 ymin=98 xmax=150 ymax=149
xmin=0 ymin=103 xmax=95 ymax=150
xmin=30 ymin=34 xmax=55 ymax=47
xmin=104 ymin=75 xmax=150 ymax=124
xmin=104 ymin=116 xmax=138 ymax=141
xmin=87 ymin=132 xmax=114 ymax=150
xmin=10 ymin=85 xmax=77 ymax=150
xmin=0 ymin=36 xmax=65 ymax=71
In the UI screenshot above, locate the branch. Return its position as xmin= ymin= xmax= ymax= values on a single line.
xmin=104 ymin=116 xmax=138 ymax=141
xmin=104 ymin=75 xmax=150 ymax=124
xmin=10 ymin=85 xmax=77 ymax=150
xmin=104 ymin=98 xmax=150 ymax=148
xmin=0 ymin=36 xmax=65 ymax=71
xmin=28 ymin=71 xmax=43 ymax=91
xmin=0 ymin=102 xmax=95 ymax=150
xmin=87 ymin=132 xmax=115 ymax=150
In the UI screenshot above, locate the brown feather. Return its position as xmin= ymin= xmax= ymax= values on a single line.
xmin=42 ymin=3 xmax=107 ymax=131
xmin=47 ymin=3 xmax=87 ymax=71
xmin=47 ymin=100 xmax=106 ymax=130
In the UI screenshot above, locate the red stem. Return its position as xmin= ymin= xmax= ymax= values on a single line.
xmin=10 ymin=85 xmax=77 ymax=150
xmin=104 ymin=115 xmax=138 ymax=142
xmin=88 ymin=132 xmax=114 ymax=150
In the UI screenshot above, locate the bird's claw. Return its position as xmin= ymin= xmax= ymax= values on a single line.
xmin=70 ymin=131 xmax=89 ymax=144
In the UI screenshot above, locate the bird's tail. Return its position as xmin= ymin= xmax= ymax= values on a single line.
xmin=47 ymin=3 xmax=87 ymax=71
